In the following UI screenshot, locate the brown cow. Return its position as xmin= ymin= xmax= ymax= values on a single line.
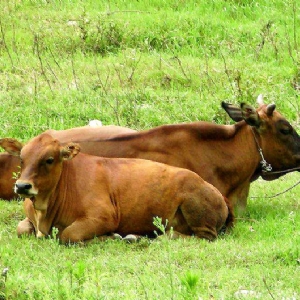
xmin=0 ymin=125 xmax=136 ymax=200
xmin=0 ymin=133 xmax=233 ymax=243
xmin=0 ymin=153 xmax=20 ymax=200
xmin=58 ymin=96 xmax=300 ymax=212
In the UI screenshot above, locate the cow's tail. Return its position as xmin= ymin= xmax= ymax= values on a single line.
xmin=223 ymin=196 xmax=235 ymax=231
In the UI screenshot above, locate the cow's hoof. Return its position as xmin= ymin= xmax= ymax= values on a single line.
xmin=36 ymin=230 xmax=45 ymax=238
xmin=123 ymin=234 xmax=138 ymax=243
xmin=113 ymin=233 xmax=122 ymax=240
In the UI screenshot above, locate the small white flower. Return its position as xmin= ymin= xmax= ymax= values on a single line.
xmin=67 ymin=20 xmax=78 ymax=26
xmin=2 ymin=268 xmax=9 ymax=277
xmin=234 ymin=289 xmax=260 ymax=298
xmin=88 ymin=120 xmax=103 ymax=127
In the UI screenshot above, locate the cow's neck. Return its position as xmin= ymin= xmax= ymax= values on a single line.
xmin=33 ymin=165 xmax=69 ymax=237
xmin=195 ymin=122 xmax=262 ymax=209
xmin=48 ymin=162 xmax=73 ymax=224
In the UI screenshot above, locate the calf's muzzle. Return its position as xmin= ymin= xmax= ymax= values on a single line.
xmin=15 ymin=181 xmax=33 ymax=195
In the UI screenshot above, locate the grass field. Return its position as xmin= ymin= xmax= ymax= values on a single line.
xmin=0 ymin=1 xmax=299 ymax=299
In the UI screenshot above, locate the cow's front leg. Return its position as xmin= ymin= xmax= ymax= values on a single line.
xmin=229 ymin=183 xmax=250 ymax=216
xmin=17 ymin=217 xmax=35 ymax=237
xmin=22 ymin=198 xmax=53 ymax=238
xmin=59 ymin=217 xmax=117 ymax=244
xmin=18 ymin=198 xmax=38 ymax=237
xmin=35 ymin=210 xmax=51 ymax=238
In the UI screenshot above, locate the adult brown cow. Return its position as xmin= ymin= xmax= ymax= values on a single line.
xmin=0 ymin=154 xmax=20 ymax=200
xmin=61 ymin=96 xmax=300 ymax=212
xmin=0 ymin=125 xmax=136 ymax=200
xmin=0 ymin=133 xmax=233 ymax=243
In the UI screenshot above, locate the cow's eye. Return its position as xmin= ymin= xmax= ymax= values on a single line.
xmin=46 ymin=157 xmax=54 ymax=165
xmin=279 ymin=127 xmax=291 ymax=135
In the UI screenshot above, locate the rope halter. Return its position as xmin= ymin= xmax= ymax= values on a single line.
xmin=251 ymin=128 xmax=272 ymax=173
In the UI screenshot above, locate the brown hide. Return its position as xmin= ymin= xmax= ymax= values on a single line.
xmin=0 ymin=153 xmax=20 ymax=200
xmin=2 ymin=133 xmax=232 ymax=243
xmin=0 ymin=125 xmax=136 ymax=200
xmin=59 ymin=99 xmax=300 ymax=212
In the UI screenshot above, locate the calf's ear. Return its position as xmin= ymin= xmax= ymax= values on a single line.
xmin=60 ymin=143 xmax=80 ymax=160
xmin=0 ymin=138 xmax=23 ymax=156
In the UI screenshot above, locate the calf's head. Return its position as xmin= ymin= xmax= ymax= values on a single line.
xmin=0 ymin=134 xmax=80 ymax=210
xmin=222 ymin=95 xmax=300 ymax=179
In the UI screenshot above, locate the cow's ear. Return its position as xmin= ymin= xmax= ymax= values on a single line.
xmin=266 ymin=103 xmax=276 ymax=116
xmin=0 ymin=138 xmax=23 ymax=156
xmin=222 ymin=102 xmax=244 ymax=122
xmin=241 ymin=103 xmax=261 ymax=127
xmin=60 ymin=143 xmax=80 ymax=160
xmin=256 ymin=94 xmax=276 ymax=116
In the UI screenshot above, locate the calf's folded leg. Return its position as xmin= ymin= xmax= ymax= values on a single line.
xmin=59 ymin=217 xmax=117 ymax=244
xmin=176 ymin=183 xmax=229 ymax=241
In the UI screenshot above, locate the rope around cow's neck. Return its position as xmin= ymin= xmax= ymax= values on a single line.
xmin=250 ymin=178 xmax=300 ymax=199
xmin=251 ymin=128 xmax=272 ymax=172
xmin=250 ymin=127 xmax=300 ymax=198
xmin=262 ymin=166 xmax=300 ymax=175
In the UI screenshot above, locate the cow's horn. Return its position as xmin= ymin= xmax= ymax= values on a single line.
xmin=256 ymin=94 xmax=264 ymax=105
xmin=266 ymin=103 xmax=276 ymax=116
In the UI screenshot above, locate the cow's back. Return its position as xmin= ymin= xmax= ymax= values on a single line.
xmin=45 ymin=125 xmax=136 ymax=143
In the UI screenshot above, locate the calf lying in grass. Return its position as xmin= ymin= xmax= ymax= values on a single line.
xmin=1 ymin=133 xmax=233 ymax=244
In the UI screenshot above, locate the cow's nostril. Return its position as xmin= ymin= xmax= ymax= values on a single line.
xmin=17 ymin=183 xmax=32 ymax=189
xmin=25 ymin=183 xmax=32 ymax=190
xmin=15 ymin=182 xmax=32 ymax=193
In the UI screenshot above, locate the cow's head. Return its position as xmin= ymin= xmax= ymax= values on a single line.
xmin=0 ymin=134 xmax=80 ymax=210
xmin=222 ymin=95 xmax=300 ymax=179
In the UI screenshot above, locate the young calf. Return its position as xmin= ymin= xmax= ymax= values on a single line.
xmin=1 ymin=133 xmax=233 ymax=243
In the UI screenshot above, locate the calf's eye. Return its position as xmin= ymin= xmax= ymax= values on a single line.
xmin=46 ymin=157 xmax=54 ymax=165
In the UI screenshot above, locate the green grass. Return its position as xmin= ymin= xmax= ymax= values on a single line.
xmin=0 ymin=189 xmax=299 ymax=299
xmin=0 ymin=0 xmax=300 ymax=299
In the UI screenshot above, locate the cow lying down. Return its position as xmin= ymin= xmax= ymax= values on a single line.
xmin=0 ymin=133 xmax=233 ymax=244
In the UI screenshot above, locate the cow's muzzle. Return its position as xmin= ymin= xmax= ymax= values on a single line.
xmin=15 ymin=181 xmax=34 ymax=195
